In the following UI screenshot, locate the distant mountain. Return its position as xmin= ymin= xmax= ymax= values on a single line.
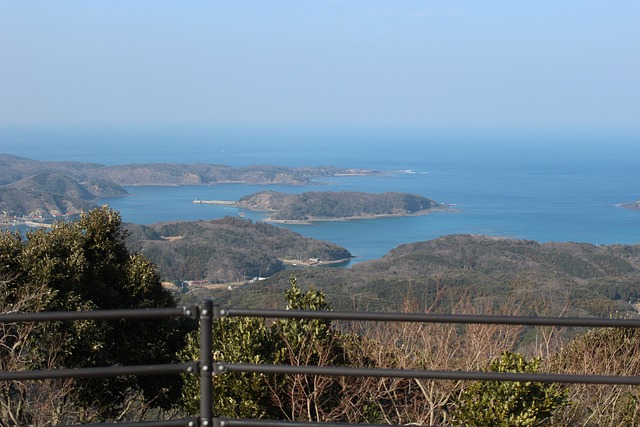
xmin=236 ymin=190 xmax=441 ymax=222
xmin=0 ymin=154 xmax=387 ymax=217
xmin=124 ymin=216 xmax=352 ymax=283
xmin=83 ymin=164 xmax=386 ymax=186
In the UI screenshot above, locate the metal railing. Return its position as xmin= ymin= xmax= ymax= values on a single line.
xmin=0 ymin=302 xmax=210 ymax=427
xmin=3 ymin=301 xmax=640 ymax=427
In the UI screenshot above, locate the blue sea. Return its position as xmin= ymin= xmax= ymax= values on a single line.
xmin=2 ymin=125 xmax=639 ymax=265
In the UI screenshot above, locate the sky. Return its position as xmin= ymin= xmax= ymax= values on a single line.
xmin=1 ymin=1 xmax=639 ymax=130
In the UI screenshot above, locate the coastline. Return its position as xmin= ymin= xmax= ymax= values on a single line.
xmin=265 ymin=205 xmax=454 ymax=225
xmin=1 ymin=220 xmax=53 ymax=229
xmin=281 ymin=257 xmax=353 ymax=266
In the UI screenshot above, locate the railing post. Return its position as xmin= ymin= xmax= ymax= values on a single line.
xmin=200 ymin=299 xmax=214 ymax=426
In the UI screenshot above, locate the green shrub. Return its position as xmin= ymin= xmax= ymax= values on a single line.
xmin=452 ymin=351 xmax=567 ymax=427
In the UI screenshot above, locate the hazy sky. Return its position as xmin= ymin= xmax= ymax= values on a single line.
xmin=1 ymin=1 xmax=638 ymax=130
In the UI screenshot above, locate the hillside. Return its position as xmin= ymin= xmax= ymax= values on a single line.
xmin=0 ymin=154 xmax=103 ymax=185
xmin=124 ymin=216 xmax=352 ymax=283
xmin=202 ymin=234 xmax=640 ymax=318
xmin=0 ymin=173 xmax=128 ymax=217
xmin=236 ymin=190 xmax=441 ymax=222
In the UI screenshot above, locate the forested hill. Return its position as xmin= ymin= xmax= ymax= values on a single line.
xmin=210 ymin=234 xmax=640 ymax=318
xmin=124 ymin=216 xmax=352 ymax=283
xmin=236 ymin=190 xmax=440 ymax=222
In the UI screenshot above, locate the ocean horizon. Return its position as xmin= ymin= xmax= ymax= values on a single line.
xmin=2 ymin=125 xmax=639 ymax=265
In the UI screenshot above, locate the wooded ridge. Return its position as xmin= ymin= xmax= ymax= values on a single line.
xmin=235 ymin=190 xmax=441 ymax=222
xmin=203 ymin=234 xmax=640 ymax=320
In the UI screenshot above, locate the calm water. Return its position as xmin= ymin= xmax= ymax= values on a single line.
xmin=2 ymin=126 xmax=640 ymax=265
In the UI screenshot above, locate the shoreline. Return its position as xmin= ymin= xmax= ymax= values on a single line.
xmin=1 ymin=220 xmax=54 ymax=229
xmin=281 ymin=257 xmax=353 ymax=266
xmin=192 ymin=199 xmax=235 ymax=205
xmin=265 ymin=205 xmax=455 ymax=225
xmin=118 ymin=179 xmax=312 ymax=187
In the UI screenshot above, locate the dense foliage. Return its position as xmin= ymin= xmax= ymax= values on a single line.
xmin=125 ymin=217 xmax=352 ymax=283
xmin=0 ymin=207 xmax=185 ymax=423
xmin=180 ymin=276 xmax=347 ymax=421
xmin=452 ymin=352 xmax=567 ymax=426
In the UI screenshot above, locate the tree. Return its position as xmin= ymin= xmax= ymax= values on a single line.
xmin=179 ymin=276 xmax=351 ymax=421
xmin=451 ymin=352 xmax=567 ymax=427
xmin=269 ymin=276 xmax=350 ymax=422
xmin=179 ymin=315 xmax=279 ymax=419
xmin=0 ymin=206 xmax=185 ymax=423
xmin=0 ymin=276 xmax=76 ymax=426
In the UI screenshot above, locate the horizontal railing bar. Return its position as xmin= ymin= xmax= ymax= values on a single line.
xmin=0 ymin=306 xmax=197 ymax=323
xmin=218 ymin=362 xmax=640 ymax=386
xmin=223 ymin=308 xmax=640 ymax=328
xmin=218 ymin=418 xmax=440 ymax=427
xmin=52 ymin=418 xmax=198 ymax=427
xmin=5 ymin=303 xmax=640 ymax=427
xmin=0 ymin=362 xmax=199 ymax=381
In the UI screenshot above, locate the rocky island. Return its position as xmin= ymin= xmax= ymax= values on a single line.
xmin=233 ymin=190 xmax=442 ymax=223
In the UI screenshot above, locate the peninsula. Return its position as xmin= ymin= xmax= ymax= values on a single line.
xmin=124 ymin=216 xmax=352 ymax=283
xmin=617 ymin=200 xmax=640 ymax=211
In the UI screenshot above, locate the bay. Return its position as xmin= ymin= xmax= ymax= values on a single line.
xmin=2 ymin=125 xmax=640 ymax=265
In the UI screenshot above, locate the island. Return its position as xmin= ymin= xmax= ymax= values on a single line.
xmin=230 ymin=190 xmax=443 ymax=223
